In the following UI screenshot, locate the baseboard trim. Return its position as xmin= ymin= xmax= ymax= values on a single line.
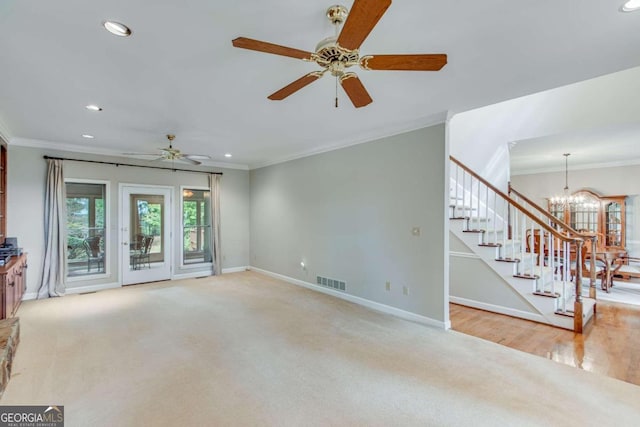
xmin=172 ymin=270 xmax=213 ymax=280
xmin=450 ymin=296 xmax=546 ymax=324
xmin=65 ymin=282 xmax=121 ymax=295
xmin=222 ymin=266 xmax=249 ymax=274
xmin=172 ymin=266 xmax=248 ymax=280
xmin=250 ymin=266 xmax=449 ymax=330
xmin=23 ymin=282 xmax=122 ymax=300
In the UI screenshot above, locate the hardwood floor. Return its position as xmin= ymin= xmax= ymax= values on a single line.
xmin=450 ymin=301 xmax=640 ymax=386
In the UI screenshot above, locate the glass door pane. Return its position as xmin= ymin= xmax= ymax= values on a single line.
xmin=606 ymin=202 xmax=622 ymax=247
xmin=121 ymin=186 xmax=172 ymax=285
xmin=66 ymin=182 xmax=106 ymax=277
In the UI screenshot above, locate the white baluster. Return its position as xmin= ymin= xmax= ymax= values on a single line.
xmin=476 ymin=176 xmax=480 ymax=231
xmin=454 ymin=163 xmax=459 ymax=216
xmin=549 ymin=233 xmax=556 ymax=296
xmin=485 ymin=184 xmax=489 ymax=243
xmin=493 ymin=189 xmax=497 ymax=245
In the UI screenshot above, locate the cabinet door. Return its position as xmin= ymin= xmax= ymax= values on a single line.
xmin=5 ymin=279 xmax=14 ymax=318
xmin=605 ymin=202 xmax=621 ymax=247
xmin=15 ymin=262 xmax=25 ymax=312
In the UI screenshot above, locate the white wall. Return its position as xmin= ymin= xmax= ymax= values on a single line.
xmin=511 ymin=164 xmax=640 ymax=256
xmin=449 ymin=234 xmax=537 ymax=314
xmin=250 ymin=124 xmax=448 ymax=324
xmin=450 ymin=65 xmax=640 ymax=190
xmin=7 ymin=145 xmax=250 ymax=295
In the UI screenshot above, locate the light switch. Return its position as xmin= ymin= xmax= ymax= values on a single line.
xmin=412 ymin=227 xmax=421 ymax=236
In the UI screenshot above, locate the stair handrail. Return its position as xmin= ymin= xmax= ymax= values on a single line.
xmin=450 ymin=156 xmax=582 ymax=245
xmin=508 ymin=182 xmax=598 ymax=299
xmin=508 ymin=184 xmax=584 ymax=238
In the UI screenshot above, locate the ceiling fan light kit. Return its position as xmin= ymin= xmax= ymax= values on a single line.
xmin=231 ymin=0 xmax=447 ymax=108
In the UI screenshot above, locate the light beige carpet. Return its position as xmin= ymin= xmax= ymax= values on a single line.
xmin=3 ymin=271 xmax=639 ymax=426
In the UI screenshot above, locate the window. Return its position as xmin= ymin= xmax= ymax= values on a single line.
xmin=66 ymin=182 xmax=107 ymax=277
xmin=182 ymin=188 xmax=211 ymax=265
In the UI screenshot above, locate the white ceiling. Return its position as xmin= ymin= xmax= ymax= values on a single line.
xmin=511 ymin=124 xmax=640 ymax=175
xmin=1 ymin=0 xmax=640 ymax=169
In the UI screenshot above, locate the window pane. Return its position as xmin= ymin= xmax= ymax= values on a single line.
xmin=129 ymin=194 xmax=164 ymax=267
xmin=66 ymin=182 xmax=106 ymax=277
xmin=182 ymin=189 xmax=211 ymax=264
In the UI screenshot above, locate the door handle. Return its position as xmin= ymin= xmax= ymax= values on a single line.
xmin=123 ymin=242 xmax=129 ymax=246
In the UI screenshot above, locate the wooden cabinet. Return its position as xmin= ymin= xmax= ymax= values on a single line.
xmin=0 ymin=139 xmax=22 ymax=320
xmin=0 ymin=254 xmax=27 ymax=319
xmin=548 ymin=189 xmax=626 ymax=251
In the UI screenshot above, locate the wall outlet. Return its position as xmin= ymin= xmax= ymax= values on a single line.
xmin=403 ymin=286 xmax=410 ymax=296
xmin=385 ymin=281 xmax=391 ymax=291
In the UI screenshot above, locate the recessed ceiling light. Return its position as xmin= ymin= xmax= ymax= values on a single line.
xmin=85 ymin=104 xmax=102 ymax=111
xmin=621 ymin=0 xmax=640 ymax=11
xmin=103 ymin=20 xmax=132 ymax=37
xmin=82 ymin=134 xmax=95 ymax=139
xmin=224 ymin=153 xmax=232 ymax=158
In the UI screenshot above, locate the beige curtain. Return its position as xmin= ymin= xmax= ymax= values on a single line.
xmin=208 ymin=174 xmax=222 ymax=275
xmin=38 ymin=159 xmax=67 ymax=298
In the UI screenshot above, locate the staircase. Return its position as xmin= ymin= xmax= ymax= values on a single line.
xmin=449 ymin=156 xmax=596 ymax=332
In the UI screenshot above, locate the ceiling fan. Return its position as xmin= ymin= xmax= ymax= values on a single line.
xmin=124 ymin=134 xmax=211 ymax=165
xmin=231 ymin=0 xmax=447 ymax=108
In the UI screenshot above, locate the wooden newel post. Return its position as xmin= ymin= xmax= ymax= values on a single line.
xmin=574 ymin=239 xmax=584 ymax=333
xmin=589 ymin=236 xmax=597 ymax=301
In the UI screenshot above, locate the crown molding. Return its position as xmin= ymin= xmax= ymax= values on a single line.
xmin=248 ymin=111 xmax=448 ymax=170
xmin=512 ymin=157 xmax=640 ymax=176
xmin=10 ymin=137 xmax=250 ymax=170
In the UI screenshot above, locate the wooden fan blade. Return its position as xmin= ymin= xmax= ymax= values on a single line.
xmin=232 ymin=37 xmax=313 ymax=60
xmin=340 ymin=73 xmax=373 ymax=108
xmin=268 ymin=72 xmax=324 ymax=101
xmin=360 ymin=54 xmax=447 ymax=71
xmin=337 ymin=0 xmax=392 ymax=51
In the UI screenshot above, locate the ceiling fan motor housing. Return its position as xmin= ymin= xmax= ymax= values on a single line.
xmin=314 ymin=37 xmax=359 ymax=76
xmin=316 ymin=5 xmax=357 ymax=76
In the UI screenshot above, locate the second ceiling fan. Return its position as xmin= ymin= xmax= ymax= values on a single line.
xmin=232 ymin=0 xmax=447 ymax=108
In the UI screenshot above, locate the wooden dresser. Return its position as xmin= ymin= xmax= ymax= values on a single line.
xmin=0 ymin=254 xmax=27 ymax=319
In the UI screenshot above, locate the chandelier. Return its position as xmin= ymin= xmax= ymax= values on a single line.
xmin=549 ymin=153 xmax=598 ymax=210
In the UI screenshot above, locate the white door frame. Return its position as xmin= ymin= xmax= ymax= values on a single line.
xmin=119 ymin=184 xmax=173 ymax=285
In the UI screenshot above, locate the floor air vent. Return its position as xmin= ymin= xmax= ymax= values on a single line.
xmin=316 ymin=275 xmax=346 ymax=291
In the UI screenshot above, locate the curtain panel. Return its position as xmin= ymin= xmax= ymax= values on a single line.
xmin=208 ymin=174 xmax=222 ymax=275
xmin=38 ymin=159 xmax=67 ymax=298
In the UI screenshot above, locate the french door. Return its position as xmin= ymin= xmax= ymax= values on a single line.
xmin=120 ymin=185 xmax=172 ymax=285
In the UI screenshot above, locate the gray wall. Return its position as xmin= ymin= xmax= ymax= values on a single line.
xmin=8 ymin=145 xmax=250 ymax=295
xmin=449 ymin=234 xmax=537 ymax=313
xmin=250 ymin=124 xmax=448 ymax=322
xmin=511 ymin=164 xmax=640 ymax=256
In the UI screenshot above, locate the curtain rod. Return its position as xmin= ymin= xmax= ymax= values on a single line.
xmin=43 ymin=155 xmax=223 ymax=175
